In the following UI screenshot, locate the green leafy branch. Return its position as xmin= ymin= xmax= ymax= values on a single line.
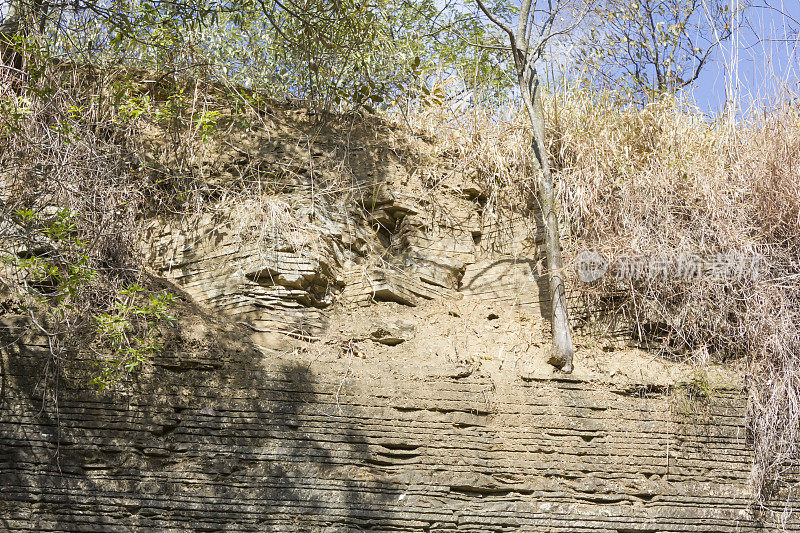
xmin=92 ymin=285 xmax=175 ymax=391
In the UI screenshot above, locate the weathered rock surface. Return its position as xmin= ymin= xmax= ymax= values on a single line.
xmin=460 ymin=258 xmax=545 ymax=310
xmin=369 ymin=318 xmax=415 ymax=345
xmin=1 ymin=309 xmax=795 ymax=531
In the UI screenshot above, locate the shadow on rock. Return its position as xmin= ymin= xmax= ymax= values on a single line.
xmin=0 ymin=305 xmax=396 ymax=531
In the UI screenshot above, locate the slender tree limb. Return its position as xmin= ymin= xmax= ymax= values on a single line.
xmin=475 ymin=0 xmax=517 ymax=51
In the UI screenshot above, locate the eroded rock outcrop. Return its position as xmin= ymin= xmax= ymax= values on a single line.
xmin=1 ymin=109 xmax=793 ymax=532
xmin=0 ymin=304 xmax=789 ymax=531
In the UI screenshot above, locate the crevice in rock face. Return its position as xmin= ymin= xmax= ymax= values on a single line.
xmin=245 ymin=268 xmax=279 ymax=286
xmin=369 ymin=446 xmax=422 ymax=464
xmin=611 ymin=384 xmax=671 ymax=398
xmin=579 ymin=432 xmax=604 ymax=443
xmin=578 ymin=494 xmax=628 ymax=505
xmin=449 ymin=485 xmax=535 ymax=497
xmin=370 ymin=287 xmax=417 ymax=307
xmin=377 ymin=442 xmax=420 ymax=452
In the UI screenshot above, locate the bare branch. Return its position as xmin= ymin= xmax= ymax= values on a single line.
xmin=516 ymin=0 xmax=533 ymax=49
xmin=475 ymin=0 xmax=517 ymax=51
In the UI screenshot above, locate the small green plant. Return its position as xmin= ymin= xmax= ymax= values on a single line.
xmin=195 ymin=110 xmax=221 ymax=143
xmin=117 ymin=93 xmax=151 ymax=122
xmin=671 ymin=369 xmax=718 ymax=424
xmin=0 ymin=94 xmax=33 ymax=136
xmin=7 ymin=209 xmax=94 ymax=308
xmin=92 ymin=285 xmax=175 ymax=391
xmin=155 ymin=89 xmax=187 ymax=126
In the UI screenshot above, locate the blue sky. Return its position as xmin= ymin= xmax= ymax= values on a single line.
xmin=686 ymin=1 xmax=800 ymax=115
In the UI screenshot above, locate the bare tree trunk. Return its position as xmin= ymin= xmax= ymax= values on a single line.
xmin=519 ymin=63 xmax=574 ymax=373
xmin=474 ymin=0 xmax=576 ymax=372
xmin=0 ymin=0 xmax=22 ymax=60
xmin=0 ymin=0 xmax=20 ymax=35
xmin=0 ymin=0 xmax=20 ymax=59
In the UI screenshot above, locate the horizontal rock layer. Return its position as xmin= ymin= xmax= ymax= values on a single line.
xmin=1 ymin=319 xmax=794 ymax=532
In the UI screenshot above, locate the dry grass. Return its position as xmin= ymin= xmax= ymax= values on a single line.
xmin=406 ymin=89 xmax=800 ymax=518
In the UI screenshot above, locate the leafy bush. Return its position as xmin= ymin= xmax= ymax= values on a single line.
xmin=92 ymin=285 xmax=174 ymax=391
xmin=1 ymin=206 xmax=176 ymax=390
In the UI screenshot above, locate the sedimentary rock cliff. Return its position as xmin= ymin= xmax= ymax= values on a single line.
xmin=1 ymin=107 xmax=795 ymax=531
xmin=0 ymin=306 xmax=780 ymax=531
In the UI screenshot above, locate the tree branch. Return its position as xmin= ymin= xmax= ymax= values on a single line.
xmin=474 ymin=0 xmax=517 ymax=52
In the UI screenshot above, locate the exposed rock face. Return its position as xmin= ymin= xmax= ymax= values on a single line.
xmin=142 ymin=189 xmax=555 ymax=346
xmin=460 ymin=258 xmax=545 ymax=309
xmin=144 ymin=210 xmax=342 ymax=338
xmin=1 ymin=113 xmax=793 ymax=531
xmin=0 ymin=310 xmax=792 ymax=531
xmin=138 ymin=114 xmax=561 ymax=345
xmin=369 ymin=318 xmax=415 ymax=345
